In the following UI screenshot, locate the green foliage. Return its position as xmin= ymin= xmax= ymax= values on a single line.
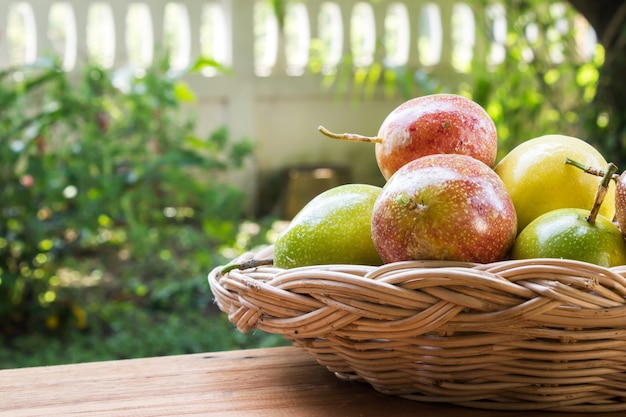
xmin=0 ymin=56 xmax=254 ymax=344
xmin=465 ymin=0 xmax=604 ymax=159
xmin=0 ymin=276 xmax=288 ymax=368
xmin=0 ymin=301 xmax=287 ymax=368
xmin=583 ymin=27 xmax=626 ymax=165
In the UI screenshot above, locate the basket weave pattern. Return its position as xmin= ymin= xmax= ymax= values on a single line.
xmin=208 ymin=246 xmax=626 ymax=412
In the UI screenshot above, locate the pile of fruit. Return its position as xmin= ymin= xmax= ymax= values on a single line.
xmin=272 ymin=94 xmax=626 ymax=270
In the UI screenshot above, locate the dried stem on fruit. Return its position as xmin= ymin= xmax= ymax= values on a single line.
xmin=565 ymin=158 xmax=620 ymax=180
xmin=587 ymin=163 xmax=618 ymax=225
xmin=221 ymin=258 xmax=274 ymax=274
xmin=318 ymin=126 xmax=383 ymax=144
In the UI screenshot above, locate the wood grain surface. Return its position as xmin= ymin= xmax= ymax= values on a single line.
xmin=0 ymin=345 xmax=621 ymax=416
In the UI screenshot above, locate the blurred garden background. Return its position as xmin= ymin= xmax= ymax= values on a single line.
xmin=1 ymin=0 xmax=624 ymax=368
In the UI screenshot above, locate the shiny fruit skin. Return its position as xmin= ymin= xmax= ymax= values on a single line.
xmin=511 ymin=208 xmax=626 ymax=267
xmin=615 ymin=173 xmax=626 ymax=236
xmin=494 ymin=134 xmax=616 ymax=232
xmin=375 ymin=94 xmax=498 ymax=180
xmin=371 ymin=154 xmax=517 ymax=264
xmin=274 ymin=184 xmax=383 ymax=269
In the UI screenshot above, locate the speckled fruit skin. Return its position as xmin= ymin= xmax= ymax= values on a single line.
xmin=615 ymin=174 xmax=626 ymax=236
xmin=494 ymin=134 xmax=615 ymax=233
xmin=375 ymin=94 xmax=497 ymax=180
xmin=371 ymin=154 xmax=517 ymax=264
xmin=511 ymin=208 xmax=626 ymax=267
xmin=274 ymin=184 xmax=383 ymax=269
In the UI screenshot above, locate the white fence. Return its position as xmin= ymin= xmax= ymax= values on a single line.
xmin=0 ymin=0 xmax=595 ymax=212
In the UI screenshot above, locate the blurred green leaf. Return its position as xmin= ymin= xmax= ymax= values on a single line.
xmin=173 ymin=81 xmax=197 ymax=103
xmin=189 ymin=57 xmax=233 ymax=75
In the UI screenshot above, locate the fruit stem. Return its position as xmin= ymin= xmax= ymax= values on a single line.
xmin=587 ymin=162 xmax=618 ymax=225
xmin=220 ymin=258 xmax=274 ymax=274
xmin=565 ymin=157 xmax=620 ymax=180
xmin=318 ymin=125 xmax=383 ymax=144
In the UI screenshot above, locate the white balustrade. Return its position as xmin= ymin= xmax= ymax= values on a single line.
xmin=2 ymin=1 xmax=507 ymax=77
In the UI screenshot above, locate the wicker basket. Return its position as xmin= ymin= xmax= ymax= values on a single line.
xmin=208 ymin=246 xmax=626 ymax=412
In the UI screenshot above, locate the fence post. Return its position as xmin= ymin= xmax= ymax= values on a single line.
xmin=0 ymin=2 xmax=9 ymax=67
xmin=227 ymin=0 xmax=259 ymax=206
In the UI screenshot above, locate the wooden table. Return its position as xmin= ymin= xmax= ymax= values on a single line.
xmin=0 ymin=345 xmax=622 ymax=416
